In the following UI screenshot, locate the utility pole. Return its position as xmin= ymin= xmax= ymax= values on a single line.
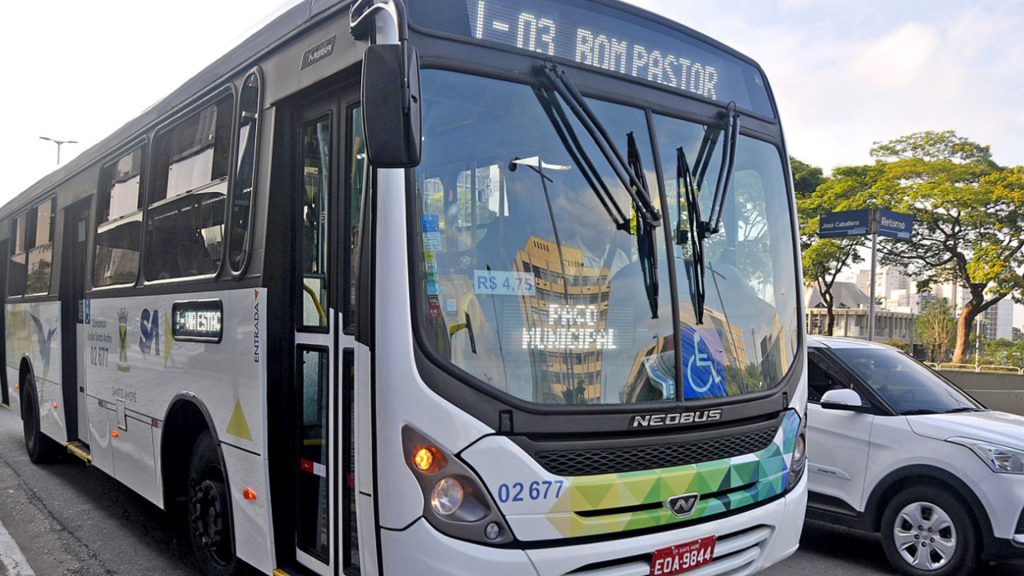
xmin=867 ymin=208 xmax=879 ymax=341
xmin=39 ymin=136 xmax=78 ymax=165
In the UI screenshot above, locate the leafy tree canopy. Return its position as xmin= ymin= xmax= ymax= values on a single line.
xmin=859 ymin=131 xmax=1024 ymax=362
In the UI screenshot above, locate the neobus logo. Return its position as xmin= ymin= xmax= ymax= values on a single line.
xmin=629 ymin=409 xmax=723 ymax=429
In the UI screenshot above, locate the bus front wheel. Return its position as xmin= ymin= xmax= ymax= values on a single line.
xmin=187 ymin=431 xmax=247 ymax=576
xmin=22 ymin=375 xmax=59 ymax=464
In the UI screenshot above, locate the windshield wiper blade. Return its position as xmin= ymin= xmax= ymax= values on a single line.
xmin=677 ymin=146 xmax=706 ymax=325
xmin=944 ymin=406 xmax=983 ymax=414
xmin=541 ymin=62 xmax=661 ymax=228
xmin=627 ymin=132 xmax=659 ymax=318
xmin=900 ymin=409 xmax=939 ymax=416
xmin=533 ymin=86 xmax=630 ymax=231
xmin=705 ymin=102 xmax=740 ymax=236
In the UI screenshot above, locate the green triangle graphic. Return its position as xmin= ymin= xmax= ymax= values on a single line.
xmin=226 ymin=400 xmax=253 ymax=441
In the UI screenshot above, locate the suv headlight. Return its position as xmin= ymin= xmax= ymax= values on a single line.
xmin=948 ymin=437 xmax=1024 ymax=474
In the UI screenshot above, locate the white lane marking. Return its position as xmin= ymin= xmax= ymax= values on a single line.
xmin=0 ymin=519 xmax=34 ymax=575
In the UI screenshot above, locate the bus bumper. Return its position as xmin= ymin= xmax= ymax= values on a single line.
xmin=380 ymin=473 xmax=807 ymax=575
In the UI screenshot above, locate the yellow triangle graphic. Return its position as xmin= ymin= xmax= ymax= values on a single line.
xmin=226 ymin=400 xmax=253 ymax=441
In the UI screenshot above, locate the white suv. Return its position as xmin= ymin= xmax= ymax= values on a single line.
xmin=806 ymin=336 xmax=1024 ymax=576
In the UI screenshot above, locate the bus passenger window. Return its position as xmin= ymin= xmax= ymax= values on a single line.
xmin=8 ymin=213 xmax=28 ymax=296
xmin=228 ymin=71 xmax=261 ymax=274
xmin=300 ymin=119 xmax=329 ymax=329
xmin=25 ymin=198 xmax=55 ymax=295
xmin=344 ymin=105 xmax=365 ymax=332
xmin=94 ymin=148 xmax=144 ymax=287
xmin=145 ymin=97 xmax=233 ymax=281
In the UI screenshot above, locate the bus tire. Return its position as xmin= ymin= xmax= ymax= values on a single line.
xmin=22 ymin=375 xmax=59 ymax=464
xmin=187 ymin=431 xmax=247 ymax=576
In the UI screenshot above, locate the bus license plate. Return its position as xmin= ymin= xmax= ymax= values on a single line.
xmin=649 ymin=536 xmax=716 ymax=576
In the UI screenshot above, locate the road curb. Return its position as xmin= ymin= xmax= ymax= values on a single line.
xmin=0 ymin=519 xmax=34 ymax=575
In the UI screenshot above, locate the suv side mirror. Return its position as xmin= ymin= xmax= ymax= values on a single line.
xmin=361 ymin=43 xmax=422 ymax=168
xmin=820 ymin=388 xmax=867 ymax=412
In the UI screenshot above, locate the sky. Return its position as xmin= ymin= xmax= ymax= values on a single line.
xmin=1 ymin=0 xmax=1022 ymax=327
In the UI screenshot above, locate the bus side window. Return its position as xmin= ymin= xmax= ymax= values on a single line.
xmin=344 ymin=105 xmax=366 ymax=333
xmin=228 ymin=71 xmax=261 ymax=274
xmin=8 ymin=213 xmax=28 ymax=296
xmin=25 ymin=198 xmax=55 ymax=295
xmin=94 ymin=148 xmax=144 ymax=288
xmin=145 ymin=96 xmax=233 ymax=281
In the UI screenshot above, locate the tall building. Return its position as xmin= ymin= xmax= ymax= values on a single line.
xmin=857 ymin=266 xmax=915 ymax=312
xmin=931 ymin=280 xmax=1014 ymax=341
xmin=982 ymin=298 xmax=1014 ymax=341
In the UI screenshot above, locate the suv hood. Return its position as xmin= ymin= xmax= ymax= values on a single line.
xmin=907 ymin=411 xmax=1024 ymax=449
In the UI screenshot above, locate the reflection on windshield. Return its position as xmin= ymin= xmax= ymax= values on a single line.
xmin=414 ymin=70 xmax=798 ymax=406
xmin=833 ymin=348 xmax=980 ymax=415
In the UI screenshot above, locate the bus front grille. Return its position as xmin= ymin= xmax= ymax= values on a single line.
xmin=534 ymin=427 xmax=777 ymax=476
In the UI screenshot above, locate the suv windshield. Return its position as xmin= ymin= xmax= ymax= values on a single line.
xmin=832 ymin=347 xmax=981 ymax=415
xmin=413 ymin=69 xmax=798 ymax=406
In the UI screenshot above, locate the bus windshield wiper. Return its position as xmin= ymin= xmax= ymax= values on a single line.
xmin=705 ymin=102 xmax=740 ymax=236
xmin=534 ymin=86 xmax=631 ymax=231
xmin=541 ymin=62 xmax=661 ymax=228
xmin=627 ymin=132 xmax=659 ymax=318
xmin=677 ymin=146 xmax=705 ymax=325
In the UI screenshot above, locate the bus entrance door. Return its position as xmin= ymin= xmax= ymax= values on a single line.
xmin=62 ymin=198 xmax=91 ymax=445
xmin=289 ymin=85 xmax=368 ymax=576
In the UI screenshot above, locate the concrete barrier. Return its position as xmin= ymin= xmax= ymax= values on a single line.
xmin=940 ymin=370 xmax=1024 ymax=416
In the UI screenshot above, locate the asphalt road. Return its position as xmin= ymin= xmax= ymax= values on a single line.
xmin=0 ymin=406 xmax=1018 ymax=575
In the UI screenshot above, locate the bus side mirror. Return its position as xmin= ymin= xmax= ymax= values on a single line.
xmin=361 ymin=43 xmax=421 ymax=168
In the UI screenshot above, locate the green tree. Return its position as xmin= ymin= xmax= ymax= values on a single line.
xmin=980 ymin=338 xmax=1024 ymax=368
xmin=790 ymin=156 xmax=824 ymax=199
xmin=797 ymin=161 xmax=877 ymax=335
xmin=866 ymin=131 xmax=1024 ymax=364
xmin=916 ymin=297 xmax=957 ymax=362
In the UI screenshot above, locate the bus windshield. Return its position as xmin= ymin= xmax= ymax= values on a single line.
xmin=414 ymin=69 xmax=798 ymax=406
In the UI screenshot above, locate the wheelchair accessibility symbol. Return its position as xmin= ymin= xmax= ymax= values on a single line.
xmin=682 ymin=327 xmax=726 ymax=399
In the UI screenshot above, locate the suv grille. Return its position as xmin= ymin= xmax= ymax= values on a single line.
xmin=534 ymin=427 xmax=778 ymax=476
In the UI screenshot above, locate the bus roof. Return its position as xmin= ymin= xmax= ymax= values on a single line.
xmin=1 ymin=0 xmax=349 ymax=221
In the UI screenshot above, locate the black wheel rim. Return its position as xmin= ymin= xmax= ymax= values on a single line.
xmin=190 ymin=470 xmax=233 ymax=566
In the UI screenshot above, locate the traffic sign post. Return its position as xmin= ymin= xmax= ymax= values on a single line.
xmin=817 ymin=208 xmax=914 ymax=341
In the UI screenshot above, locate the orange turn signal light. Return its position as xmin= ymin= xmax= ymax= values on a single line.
xmin=52 ymin=402 xmax=59 ymax=409
xmin=243 ymin=487 xmax=257 ymax=501
xmin=411 ymin=446 xmax=446 ymax=473
xmin=111 ymin=430 xmax=120 ymax=438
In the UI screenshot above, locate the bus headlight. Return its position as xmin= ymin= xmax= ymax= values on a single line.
xmin=431 ymin=477 xmax=465 ymax=515
xmin=402 ymin=426 xmax=514 ymax=544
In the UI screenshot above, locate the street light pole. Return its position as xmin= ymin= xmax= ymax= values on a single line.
xmin=39 ymin=136 xmax=78 ymax=165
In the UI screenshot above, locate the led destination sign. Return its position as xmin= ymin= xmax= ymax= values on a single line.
xmin=410 ymin=0 xmax=774 ymax=116
xmin=172 ymin=300 xmax=223 ymax=343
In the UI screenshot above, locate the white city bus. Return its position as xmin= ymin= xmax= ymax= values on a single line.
xmin=1 ymin=1 xmax=807 ymax=574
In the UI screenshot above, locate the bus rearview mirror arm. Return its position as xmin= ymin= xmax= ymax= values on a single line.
xmin=352 ymin=0 xmax=422 ymax=168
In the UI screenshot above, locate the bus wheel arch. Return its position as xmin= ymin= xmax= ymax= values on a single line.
xmin=161 ymin=395 xmax=244 ymax=575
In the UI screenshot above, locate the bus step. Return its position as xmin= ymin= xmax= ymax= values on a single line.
xmin=66 ymin=441 xmax=92 ymax=464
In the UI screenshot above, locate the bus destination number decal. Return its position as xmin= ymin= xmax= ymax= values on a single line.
xmin=497 ymin=480 xmax=564 ymax=503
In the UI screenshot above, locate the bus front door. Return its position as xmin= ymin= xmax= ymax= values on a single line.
xmin=289 ymin=84 xmax=368 ymax=576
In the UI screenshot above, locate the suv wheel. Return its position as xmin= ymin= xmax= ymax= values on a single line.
xmin=880 ymin=486 xmax=977 ymax=576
